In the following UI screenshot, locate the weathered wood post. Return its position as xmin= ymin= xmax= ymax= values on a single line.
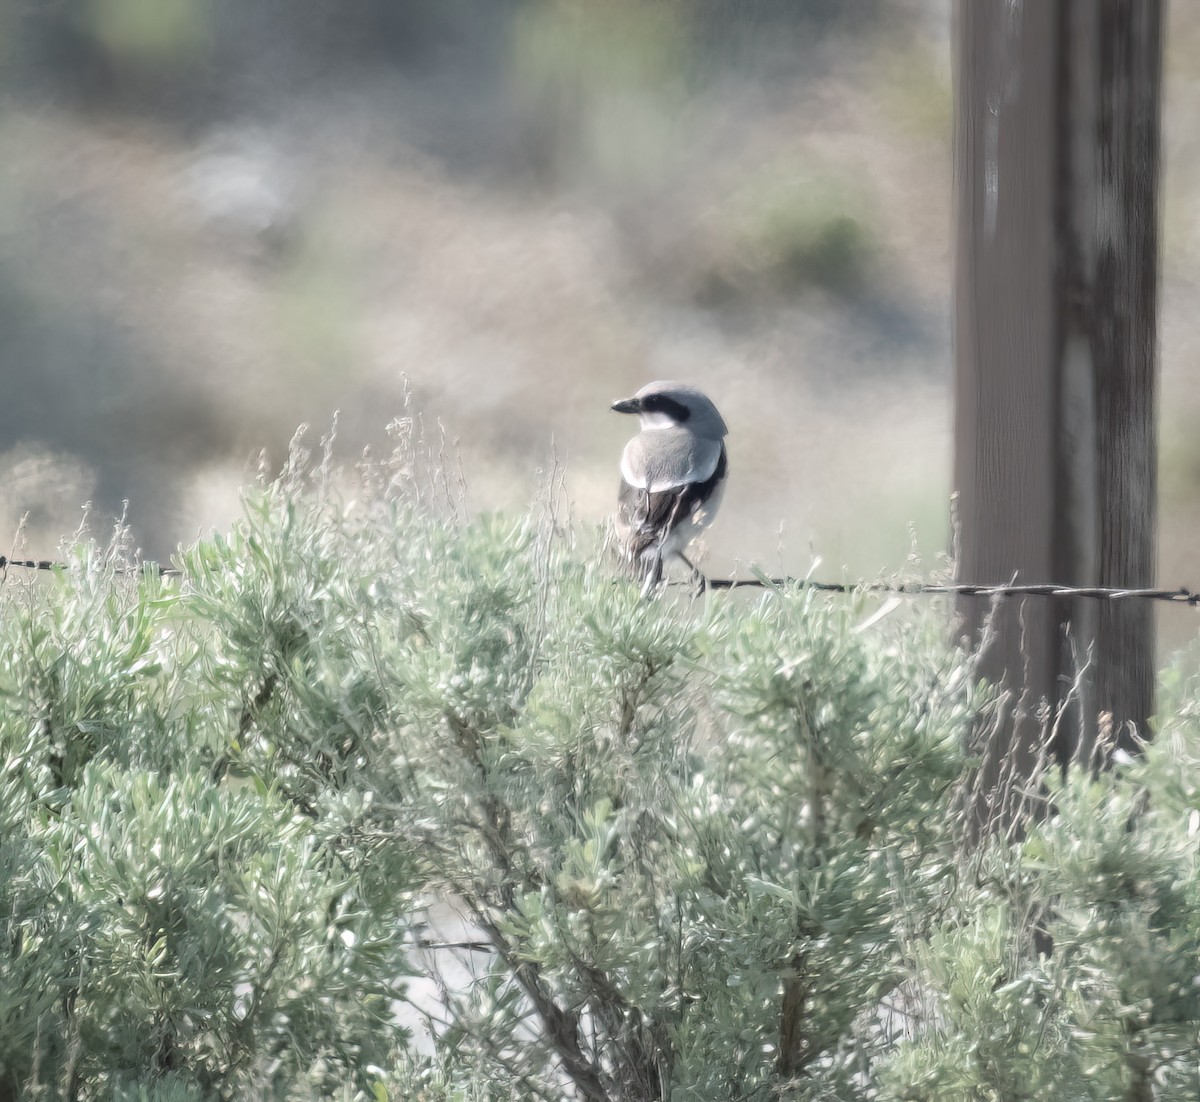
xmin=953 ymin=0 xmax=1163 ymax=822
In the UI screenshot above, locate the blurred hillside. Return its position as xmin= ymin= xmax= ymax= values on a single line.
xmin=1 ymin=0 xmax=1198 ymax=644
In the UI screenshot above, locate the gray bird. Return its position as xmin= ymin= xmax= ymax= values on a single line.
xmin=611 ymin=381 xmax=729 ymax=595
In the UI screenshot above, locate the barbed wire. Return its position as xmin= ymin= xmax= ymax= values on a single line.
xmin=0 ymin=556 xmax=181 ymax=579
xmin=702 ymin=577 xmax=1200 ymax=606
xmin=3 ymin=552 xmax=1197 ymax=607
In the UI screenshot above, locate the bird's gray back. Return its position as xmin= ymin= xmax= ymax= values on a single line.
xmin=620 ymin=428 xmax=722 ymax=492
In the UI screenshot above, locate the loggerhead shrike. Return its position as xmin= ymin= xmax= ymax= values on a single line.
xmin=611 ymin=380 xmax=729 ymax=595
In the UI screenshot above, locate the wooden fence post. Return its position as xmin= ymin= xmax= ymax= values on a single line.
xmin=953 ymin=0 xmax=1163 ymax=822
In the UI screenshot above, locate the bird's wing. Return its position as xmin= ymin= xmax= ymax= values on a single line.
xmin=618 ymin=444 xmax=727 ymax=560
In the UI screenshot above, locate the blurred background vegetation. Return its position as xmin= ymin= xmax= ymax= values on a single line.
xmin=1 ymin=0 xmax=1198 ymax=644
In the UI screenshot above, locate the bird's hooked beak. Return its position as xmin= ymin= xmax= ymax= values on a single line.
xmin=611 ymin=397 xmax=642 ymax=415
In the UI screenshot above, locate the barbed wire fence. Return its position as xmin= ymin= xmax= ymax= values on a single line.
xmin=0 ymin=555 xmax=182 ymax=580
xmin=704 ymin=577 xmax=1200 ymax=606
xmin=3 ymin=552 xmax=1199 ymax=608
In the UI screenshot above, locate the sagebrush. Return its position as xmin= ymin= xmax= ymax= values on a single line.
xmin=3 ymin=429 xmax=1200 ymax=1101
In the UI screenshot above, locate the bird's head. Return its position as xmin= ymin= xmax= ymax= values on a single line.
xmin=611 ymin=381 xmax=728 ymax=439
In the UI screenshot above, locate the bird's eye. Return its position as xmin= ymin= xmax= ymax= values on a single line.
xmin=642 ymin=395 xmax=661 ymax=412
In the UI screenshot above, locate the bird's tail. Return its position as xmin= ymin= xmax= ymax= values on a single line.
xmin=638 ymin=550 xmax=665 ymax=599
